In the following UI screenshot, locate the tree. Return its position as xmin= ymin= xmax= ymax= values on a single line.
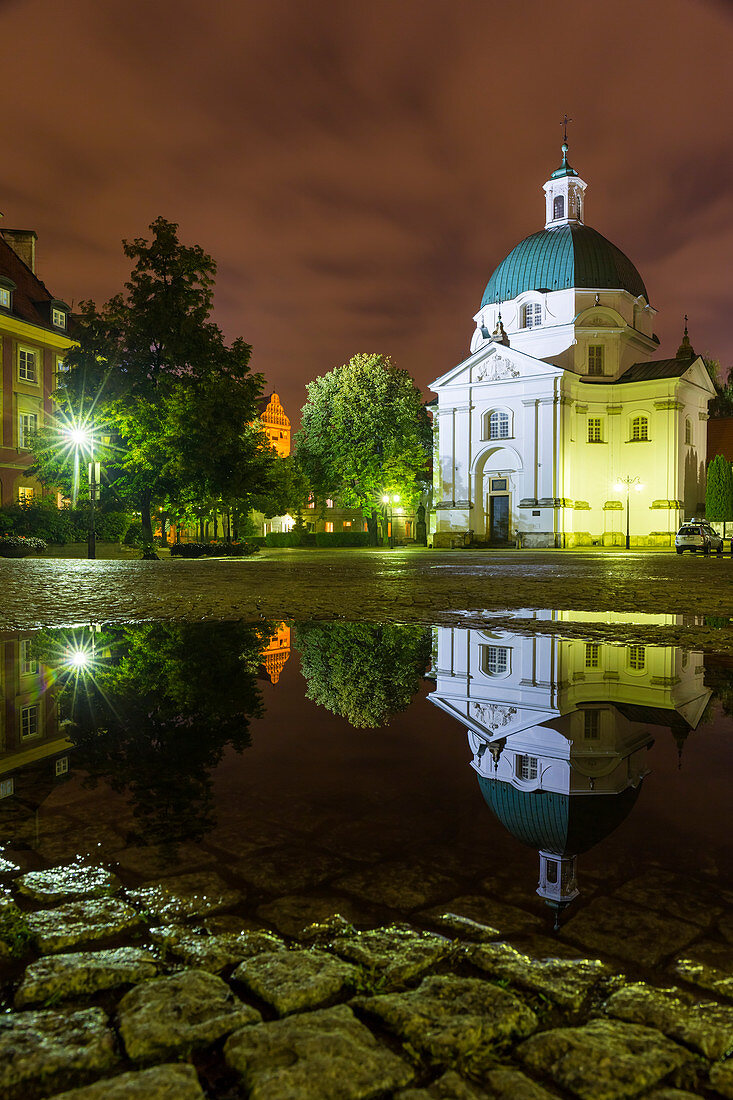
xmin=705 ymin=454 xmax=733 ymax=536
xmin=296 ymin=353 xmax=432 ymax=544
xmin=295 ymin=622 xmax=432 ymax=728
xmin=32 ymin=218 xmax=268 ymax=544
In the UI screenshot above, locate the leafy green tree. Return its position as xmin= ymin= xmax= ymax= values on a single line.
xmin=296 ymin=353 xmax=432 ymax=544
xmin=705 ymin=454 xmax=733 ymax=535
xmin=295 ymin=622 xmax=432 ymax=728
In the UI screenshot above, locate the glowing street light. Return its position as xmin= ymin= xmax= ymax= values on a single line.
xmin=614 ymin=476 xmax=644 ymax=550
xmin=62 ymin=422 xmax=98 ymax=559
xmin=381 ymin=493 xmax=401 ymax=548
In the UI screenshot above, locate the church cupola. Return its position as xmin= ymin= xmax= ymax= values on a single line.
xmin=542 ymin=124 xmax=587 ymax=229
xmin=676 ymin=316 xmax=696 ymax=361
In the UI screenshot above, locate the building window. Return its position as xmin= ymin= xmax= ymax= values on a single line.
xmin=587 ymin=417 xmax=603 ymax=443
xmin=19 ymin=413 xmax=38 ymax=449
xmin=0 ymin=287 xmax=11 ymax=309
xmin=584 ymin=710 xmax=601 ymax=740
xmin=21 ymin=639 xmax=38 ymax=676
xmin=325 ymin=498 xmax=334 ymax=508
xmin=20 ymin=705 xmax=39 ymax=740
xmin=522 ymin=303 xmax=542 ymax=329
xmin=546 ymin=860 xmax=559 ymax=883
xmin=342 ymin=520 xmax=352 ymax=529
xmin=588 ymin=345 xmax=604 ymax=375
xmin=553 ymin=195 xmax=565 ymax=219
xmin=585 ymin=643 xmax=601 ymax=668
xmin=629 ymin=645 xmax=646 ymax=671
xmin=685 ymin=417 xmax=692 ymax=445
xmin=18 ymin=348 xmax=37 ymax=383
xmin=56 ymin=357 xmax=69 ymax=377
xmin=0 ymin=778 xmax=14 ymax=799
xmin=631 ymin=416 xmax=649 ymax=441
xmin=483 ymin=645 xmax=510 ymax=676
xmin=515 ymin=754 xmax=538 ymax=781
xmin=307 ymin=494 xmax=315 ymax=509
xmin=17 ymin=486 xmax=35 ymax=506
xmin=55 ymin=757 xmax=69 ymax=777
xmin=325 ymin=521 xmax=334 ymax=533
xmin=488 ymin=410 xmax=510 ymax=440
xmin=52 ymin=308 xmax=66 ymax=329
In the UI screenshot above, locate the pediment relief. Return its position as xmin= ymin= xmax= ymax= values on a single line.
xmin=576 ymin=307 xmax=623 ymax=328
xmin=473 ymin=355 xmax=521 ymax=383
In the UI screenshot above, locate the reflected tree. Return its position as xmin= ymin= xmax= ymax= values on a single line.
xmin=295 ymin=622 xmax=431 ymax=728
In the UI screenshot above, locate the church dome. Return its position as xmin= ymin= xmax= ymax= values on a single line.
xmin=480 ymin=223 xmax=648 ymax=308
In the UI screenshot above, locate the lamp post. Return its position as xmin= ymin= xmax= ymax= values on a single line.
xmin=381 ymin=493 xmax=400 ymax=548
xmin=615 ymin=476 xmax=643 ymax=550
xmin=63 ymin=423 xmax=97 ymax=559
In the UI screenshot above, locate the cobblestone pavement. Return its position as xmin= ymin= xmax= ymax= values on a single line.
xmin=4 ymin=548 xmax=733 ymax=650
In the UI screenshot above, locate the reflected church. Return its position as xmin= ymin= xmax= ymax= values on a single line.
xmin=429 ymin=616 xmax=710 ymax=923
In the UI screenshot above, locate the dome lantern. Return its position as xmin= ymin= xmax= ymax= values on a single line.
xmin=542 ymin=135 xmax=587 ymax=228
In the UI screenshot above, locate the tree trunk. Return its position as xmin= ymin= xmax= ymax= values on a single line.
xmin=140 ymin=489 xmax=154 ymax=547
xmin=367 ymin=509 xmax=379 ymax=547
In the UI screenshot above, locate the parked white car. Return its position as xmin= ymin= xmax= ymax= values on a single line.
xmin=675 ymin=521 xmax=725 ymax=555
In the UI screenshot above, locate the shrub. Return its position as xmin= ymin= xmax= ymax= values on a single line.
xmin=315 ymin=531 xmax=370 ymax=547
xmin=0 ymin=535 xmax=48 ymax=558
xmin=169 ymin=541 xmax=259 ymax=558
xmin=0 ymin=502 xmax=85 ymax=544
xmin=95 ymin=511 xmax=133 ymax=542
xmin=265 ymin=531 xmax=317 ymax=548
xmin=123 ymin=521 xmax=144 ymax=547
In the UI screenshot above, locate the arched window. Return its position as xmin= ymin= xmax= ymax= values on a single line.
xmin=553 ymin=195 xmax=565 ymax=219
xmin=482 ymin=644 xmax=510 ymax=676
xmin=522 ymin=303 xmax=542 ymax=328
xmin=631 ymin=415 xmax=649 ymax=441
xmin=685 ymin=417 xmax=692 ymax=445
xmin=488 ymin=410 xmax=510 ymax=440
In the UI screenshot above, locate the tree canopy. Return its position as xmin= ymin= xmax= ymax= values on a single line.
xmin=295 ymin=353 xmax=432 ymax=542
xmin=705 ymin=454 xmax=733 ymax=532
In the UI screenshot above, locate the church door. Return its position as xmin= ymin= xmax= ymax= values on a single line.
xmin=489 ymin=494 xmax=510 ymax=543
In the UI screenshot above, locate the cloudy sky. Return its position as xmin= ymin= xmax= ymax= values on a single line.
xmin=1 ymin=0 xmax=731 ymax=425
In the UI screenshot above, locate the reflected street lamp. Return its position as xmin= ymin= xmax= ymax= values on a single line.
xmin=614 ymin=476 xmax=643 ymax=550
xmin=381 ymin=493 xmax=400 ymax=548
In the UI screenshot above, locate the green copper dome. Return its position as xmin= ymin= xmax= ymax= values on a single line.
xmin=480 ymin=224 xmax=648 ymax=307
xmin=477 ymin=777 xmax=641 ymax=856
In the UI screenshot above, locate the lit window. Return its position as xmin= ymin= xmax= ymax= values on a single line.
xmin=553 ymin=195 xmax=565 ymax=219
xmin=629 ymin=645 xmax=645 ymax=670
xmin=17 ymin=486 xmax=35 ymax=506
xmin=685 ymin=418 xmax=692 ymax=445
xmin=0 ymin=778 xmax=14 ymax=799
xmin=55 ymin=757 xmax=69 ymax=777
xmin=585 ymin=643 xmax=600 ymax=668
xmin=325 ymin=521 xmax=334 ymax=533
xmin=584 ymin=710 xmax=601 ymax=740
xmin=325 ymin=498 xmax=334 ymax=508
xmin=484 ymin=645 xmax=509 ymax=676
xmin=631 ymin=416 xmax=649 ymax=441
xmin=21 ymin=640 xmax=39 ymax=676
xmin=588 ymin=345 xmax=604 ymax=375
xmin=587 ymin=418 xmax=603 ymax=443
xmin=20 ymin=705 xmax=39 ymax=740
xmin=342 ymin=521 xmax=351 ymax=529
xmin=18 ymin=348 xmax=37 ymax=383
xmin=0 ymin=287 xmax=10 ymax=309
xmin=307 ymin=494 xmax=315 ymax=509
xmin=515 ymin=754 xmax=538 ymax=781
xmin=522 ymin=303 xmax=542 ymax=328
xmin=19 ymin=413 xmax=38 ymax=449
xmin=56 ymin=357 xmax=69 ymax=375
xmin=52 ymin=308 xmax=66 ymax=329
xmin=488 ymin=411 xmax=510 ymax=440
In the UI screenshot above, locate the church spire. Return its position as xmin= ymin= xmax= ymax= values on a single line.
xmin=676 ymin=315 xmax=696 ymax=360
xmin=543 ymin=121 xmax=586 ymax=228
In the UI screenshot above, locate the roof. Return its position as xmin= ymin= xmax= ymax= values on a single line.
xmin=480 ymin=223 xmax=648 ymax=307
xmin=580 ymin=359 xmax=697 ymax=386
xmin=707 ymin=417 xmax=733 ymax=465
xmin=478 ymin=777 xmax=641 ymax=856
xmin=0 ymin=233 xmax=58 ymax=329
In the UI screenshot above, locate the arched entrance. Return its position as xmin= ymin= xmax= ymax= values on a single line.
xmin=474 ymin=446 xmax=523 ymax=545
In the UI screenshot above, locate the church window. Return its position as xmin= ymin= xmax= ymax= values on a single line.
xmin=587 ymin=418 xmax=603 ymax=443
xmin=584 ymin=710 xmax=601 ymax=740
xmin=631 ymin=415 xmax=649 ymax=441
xmin=553 ymin=195 xmax=565 ymax=219
xmin=546 ymin=861 xmax=559 ymax=883
xmin=585 ymin=643 xmax=600 ymax=668
xmin=588 ymin=345 xmax=604 ymax=375
xmin=522 ymin=303 xmax=542 ymax=329
xmin=483 ymin=645 xmax=510 ymax=676
xmin=515 ymin=755 xmax=538 ymax=781
xmin=628 ymin=645 xmax=645 ymax=671
xmin=685 ymin=417 xmax=692 ymax=445
xmin=488 ymin=411 xmax=510 ymax=440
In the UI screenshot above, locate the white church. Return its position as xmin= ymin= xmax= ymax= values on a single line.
xmin=430 ymin=139 xmax=714 ymax=548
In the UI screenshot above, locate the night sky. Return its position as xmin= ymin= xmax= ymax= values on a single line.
xmin=1 ymin=0 xmax=731 ymax=426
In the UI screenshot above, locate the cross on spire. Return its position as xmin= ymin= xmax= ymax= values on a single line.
xmin=561 ymin=114 xmax=572 ymax=142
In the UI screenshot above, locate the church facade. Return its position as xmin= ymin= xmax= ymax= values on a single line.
xmin=430 ymin=141 xmax=714 ymax=548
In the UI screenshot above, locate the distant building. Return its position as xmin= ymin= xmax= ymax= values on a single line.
xmin=259 ymin=623 xmax=291 ymax=684
xmin=0 ymin=219 xmax=74 ymax=507
xmin=257 ymin=393 xmax=291 ymax=458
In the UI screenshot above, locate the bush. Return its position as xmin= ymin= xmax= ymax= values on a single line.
xmin=169 ymin=541 xmax=260 ymax=558
xmin=265 ymin=531 xmax=317 ymax=548
xmin=95 ymin=511 xmax=133 ymax=542
xmin=0 ymin=502 xmax=85 ymax=544
xmin=0 ymin=535 xmax=48 ymax=558
xmin=123 ymin=521 xmax=144 ymax=547
xmin=315 ymin=531 xmax=370 ymax=547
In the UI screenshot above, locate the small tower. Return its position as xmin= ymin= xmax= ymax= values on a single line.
xmin=537 ymin=850 xmax=579 ymax=929
xmin=542 ymin=124 xmax=587 ymax=228
xmin=676 ymin=316 xmax=696 ymax=361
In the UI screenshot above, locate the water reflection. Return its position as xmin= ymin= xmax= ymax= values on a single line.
xmin=429 ymin=615 xmax=711 ymax=923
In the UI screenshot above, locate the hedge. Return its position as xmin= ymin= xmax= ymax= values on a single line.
xmin=170 ymin=541 xmax=260 ymax=558
xmin=0 ymin=503 xmax=134 ymax=545
xmin=0 ymin=536 xmax=48 ymax=558
xmin=265 ymin=531 xmax=317 ymax=548
xmin=315 ymin=531 xmax=370 ymax=547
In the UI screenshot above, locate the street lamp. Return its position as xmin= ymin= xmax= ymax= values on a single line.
xmin=381 ymin=493 xmax=400 ymax=548
xmin=62 ymin=423 xmax=98 ymax=559
xmin=614 ymin=476 xmax=643 ymax=550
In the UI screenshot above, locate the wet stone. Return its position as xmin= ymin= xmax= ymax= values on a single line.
xmin=15 ymin=946 xmax=158 ymax=1008
xmin=604 ymin=982 xmax=733 ymax=1060
xmin=645 ymin=1092 xmax=708 ymax=1100
xmin=669 ymin=941 xmax=733 ymax=1000
xmin=709 ymin=1059 xmax=733 ymax=1099
xmin=113 ymin=842 xmax=213 ymax=880
xmin=233 ymin=948 xmax=359 ymax=1015
xmin=27 ymin=897 xmax=142 ymax=954
xmin=256 ymin=894 xmax=375 ymax=939
xmin=0 ymin=1006 xmax=118 ymax=1100
xmin=16 ymin=864 xmax=121 ymax=905
xmin=419 ymin=895 xmax=541 ymax=940
xmin=224 ymin=1002 xmax=415 ymax=1099
xmin=356 ymin=974 xmax=538 ymax=1075
xmin=562 ymin=897 xmax=699 ymax=968
xmin=151 ymin=924 xmax=285 ymax=972
xmin=234 ymin=844 xmax=345 ymax=894
xmin=613 ymin=871 xmax=723 ymax=929
xmin=117 ymin=967 xmax=260 ymax=1063
xmin=484 ymin=1068 xmax=559 ymax=1099
xmin=720 ymin=912 xmax=733 ymax=945
xmin=331 ymin=925 xmax=451 ymax=990
xmin=49 ymin=1063 xmax=205 ymax=1099
xmin=332 ymin=860 xmax=459 ymax=911
xmin=126 ymin=871 xmax=244 ymax=922
xmin=517 ymin=1018 xmax=694 ymax=1100
xmin=468 ymin=941 xmax=611 ymax=1011
xmin=396 ymin=1069 xmax=489 ymax=1098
